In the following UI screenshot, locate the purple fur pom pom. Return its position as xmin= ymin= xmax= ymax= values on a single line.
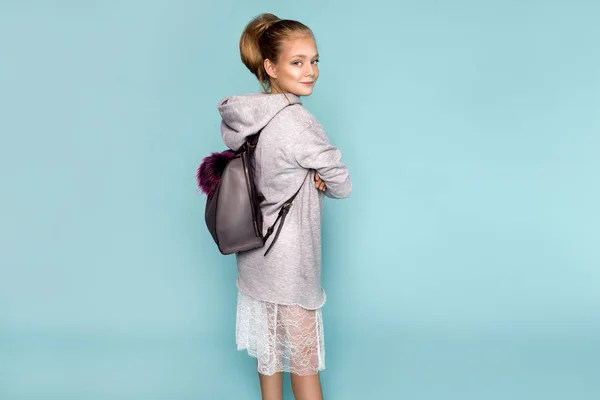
xmin=197 ymin=150 xmax=236 ymax=196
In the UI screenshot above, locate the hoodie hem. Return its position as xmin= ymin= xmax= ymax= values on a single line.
xmin=236 ymin=279 xmax=326 ymax=311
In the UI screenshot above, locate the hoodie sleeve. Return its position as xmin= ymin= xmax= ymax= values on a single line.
xmin=292 ymin=121 xmax=352 ymax=199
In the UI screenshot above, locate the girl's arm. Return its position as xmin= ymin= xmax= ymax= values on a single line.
xmin=293 ymin=121 xmax=352 ymax=199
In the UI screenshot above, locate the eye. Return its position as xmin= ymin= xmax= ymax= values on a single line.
xmin=312 ymin=59 xmax=320 ymax=65
xmin=293 ymin=61 xmax=302 ymax=67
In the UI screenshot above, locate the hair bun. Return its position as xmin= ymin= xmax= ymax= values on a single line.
xmin=239 ymin=13 xmax=281 ymax=80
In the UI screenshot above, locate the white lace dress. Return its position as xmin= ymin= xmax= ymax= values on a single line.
xmin=235 ymin=290 xmax=326 ymax=376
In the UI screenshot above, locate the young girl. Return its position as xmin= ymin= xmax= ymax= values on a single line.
xmin=217 ymin=13 xmax=352 ymax=400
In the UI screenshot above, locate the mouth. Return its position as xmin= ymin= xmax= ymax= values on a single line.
xmin=300 ymin=82 xmax=314 ymax=86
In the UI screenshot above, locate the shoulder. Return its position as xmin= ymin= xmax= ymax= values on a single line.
xmin=276 ymin=104 xmax=321 ymax=135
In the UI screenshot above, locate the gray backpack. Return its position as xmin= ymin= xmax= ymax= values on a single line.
xmin=197 ymin=132 xmax=306 ymax=256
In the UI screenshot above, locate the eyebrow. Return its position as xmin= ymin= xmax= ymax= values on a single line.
xmin=289 ymin=54 xmax=320 ymax=59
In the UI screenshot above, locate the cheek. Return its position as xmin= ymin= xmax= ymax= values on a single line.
xmin=282 ymin=66 xmax=303 ymax=81
xmin=296 ymin=71 xmax=306 ymax=81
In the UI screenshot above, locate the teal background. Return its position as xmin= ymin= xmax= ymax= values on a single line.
xmin=1 ymin=1 xmax=599 ymax=399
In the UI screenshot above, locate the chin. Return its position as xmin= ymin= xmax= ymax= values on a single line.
xmin=296 ymin=87 xmax=314 ymax=97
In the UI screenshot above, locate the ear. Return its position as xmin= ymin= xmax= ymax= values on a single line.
xmin=264 ymin=59 xmax=278 ymax=79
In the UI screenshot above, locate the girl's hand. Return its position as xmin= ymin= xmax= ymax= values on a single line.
xmin=315 ymin=171 xmax=327 ymax=192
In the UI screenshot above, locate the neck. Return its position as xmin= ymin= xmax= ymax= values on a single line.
xmin=269 ymin=79 xmax=284 ymax=95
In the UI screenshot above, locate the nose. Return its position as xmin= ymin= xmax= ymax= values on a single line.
xmin=306 ymin=64 xmax=315 ymax=77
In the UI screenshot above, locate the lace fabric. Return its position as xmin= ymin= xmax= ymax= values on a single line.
xmin=235 ymin=290 xmax=325 ymax=376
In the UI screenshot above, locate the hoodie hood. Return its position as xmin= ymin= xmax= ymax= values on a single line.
xmin=218 ymin=92 xmax=302 ymax=151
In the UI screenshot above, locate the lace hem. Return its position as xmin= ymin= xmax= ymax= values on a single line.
xmin=235 ymin=290 xmax=326 ymax=376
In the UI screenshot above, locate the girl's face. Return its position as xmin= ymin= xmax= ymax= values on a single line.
xmin=265 ymin=36 xmax=320 ymax=97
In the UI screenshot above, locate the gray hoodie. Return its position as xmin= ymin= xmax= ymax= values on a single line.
xmin=218 ymin=92 xmax=352 ymax=310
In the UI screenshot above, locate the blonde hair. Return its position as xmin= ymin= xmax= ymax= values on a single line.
xmin=239 ymin=13 xmax=314 ymax=93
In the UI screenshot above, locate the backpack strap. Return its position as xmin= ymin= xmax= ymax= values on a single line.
xmin=263 ymin=172 xmax=310 ymax=256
